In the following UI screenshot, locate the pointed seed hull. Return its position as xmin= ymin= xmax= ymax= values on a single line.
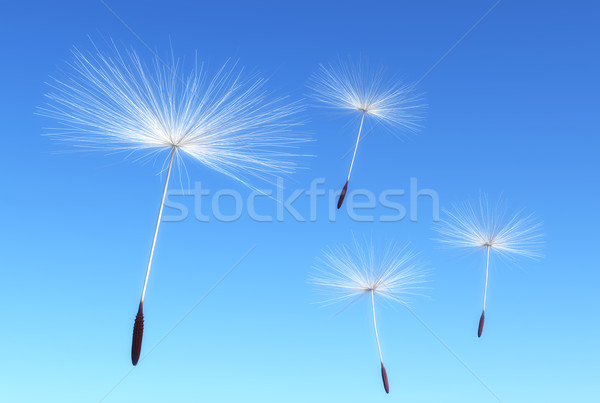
xmin=131 ymin=302 xmax=144 ymax=365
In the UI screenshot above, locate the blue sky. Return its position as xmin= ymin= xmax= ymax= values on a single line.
xmin=1 ymin=1 xmax=599 ymax=402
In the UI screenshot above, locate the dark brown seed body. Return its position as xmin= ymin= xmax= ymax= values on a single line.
xmin=478 ymin=310 xmax=485 ymax=338
xmin=131 ymin=302 xmax=144 ymax=365
xmin=337 ymin=180 xmax=349 ymax=209
xmin=381 ymin=362 xmax=389 ymax=394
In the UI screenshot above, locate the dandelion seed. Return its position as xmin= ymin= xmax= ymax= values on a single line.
xmin=310 ymin=236 xmax=428 ymax=394
xmin=434 ymin=197 xmax=543 ymax=337
xmin=39 ymin=41 xmax=307 ymax=365
xmin=309 ymin=61 xmax=424 ymax=208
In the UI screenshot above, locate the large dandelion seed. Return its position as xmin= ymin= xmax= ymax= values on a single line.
xmin=310 ymin=236 xmax=428 ymax=394
xmin=39 ymin=42 xmax=306 ymax=365
xmin=309 ymin=61 xmax=424 ymax=208
xmin=435 ymin=197 xmax=543 ymax=337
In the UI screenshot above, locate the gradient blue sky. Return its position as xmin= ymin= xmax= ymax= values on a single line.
xmin=1 ymin=1 xmax=599 ymax=402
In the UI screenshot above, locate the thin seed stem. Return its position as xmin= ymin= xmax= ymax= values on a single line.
xmin=140 ymin=146 xmax=177 ymax=304
xmin=371 ymin=290 xmax=384 ymax=363
xmin=483 ymin=246 xmax=490 ymax=311
xmin=347 ymin=111 xmax=366 ymax=181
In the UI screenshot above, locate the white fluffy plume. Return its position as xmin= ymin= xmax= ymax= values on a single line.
xmin=310 ymin=236 xmax=428 ymax=307
xmin=39 ymin=43 xmax=306 ymax=186
xmin=309 ymin=60 xmax=424 ymax=133
xmin=435 ymin=197 xmax=544 ymax=260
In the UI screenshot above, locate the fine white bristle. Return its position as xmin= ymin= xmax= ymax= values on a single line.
xmin=39 ymin=42 xmax=307 ymax=187
xmin=309 ymin=61 xmax=424 ymax=134
xmin=310 ymin=237 xmax=428 ymax=307
xmin=435 ymin=197 xmax=544 ymax=260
